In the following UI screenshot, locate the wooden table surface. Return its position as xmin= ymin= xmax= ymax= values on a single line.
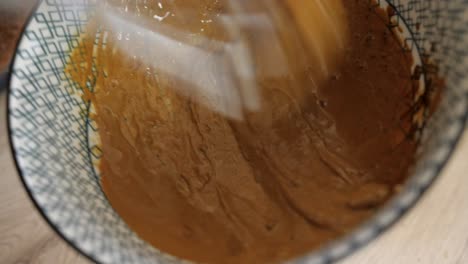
xmin=1 ymin=89 xmax=468 ymax=263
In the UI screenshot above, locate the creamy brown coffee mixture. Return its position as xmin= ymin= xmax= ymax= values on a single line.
xmin=68 ymin=1 xmax=417 ymax=263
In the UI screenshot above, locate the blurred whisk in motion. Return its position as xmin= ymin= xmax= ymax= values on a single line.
xmin=93 ymin=0 xmax=348 ymax=120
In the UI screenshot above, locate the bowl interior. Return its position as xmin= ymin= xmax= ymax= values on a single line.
xmin=7 ymin=0 xmax=468 ymax=264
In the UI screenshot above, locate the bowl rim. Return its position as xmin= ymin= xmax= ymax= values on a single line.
xmin=5 ymin=1 xmax=468 ymax=264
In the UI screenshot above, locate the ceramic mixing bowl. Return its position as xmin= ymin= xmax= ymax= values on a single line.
xmin=7 ymin=0 xmax=468 ymax=263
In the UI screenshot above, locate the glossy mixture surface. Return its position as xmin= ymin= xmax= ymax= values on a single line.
xmin=68 ymin=1 xmax=417 ymax=263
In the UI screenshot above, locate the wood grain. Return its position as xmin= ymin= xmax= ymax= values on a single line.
xmin=1 ymin=90 xmax=467 ymax=263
